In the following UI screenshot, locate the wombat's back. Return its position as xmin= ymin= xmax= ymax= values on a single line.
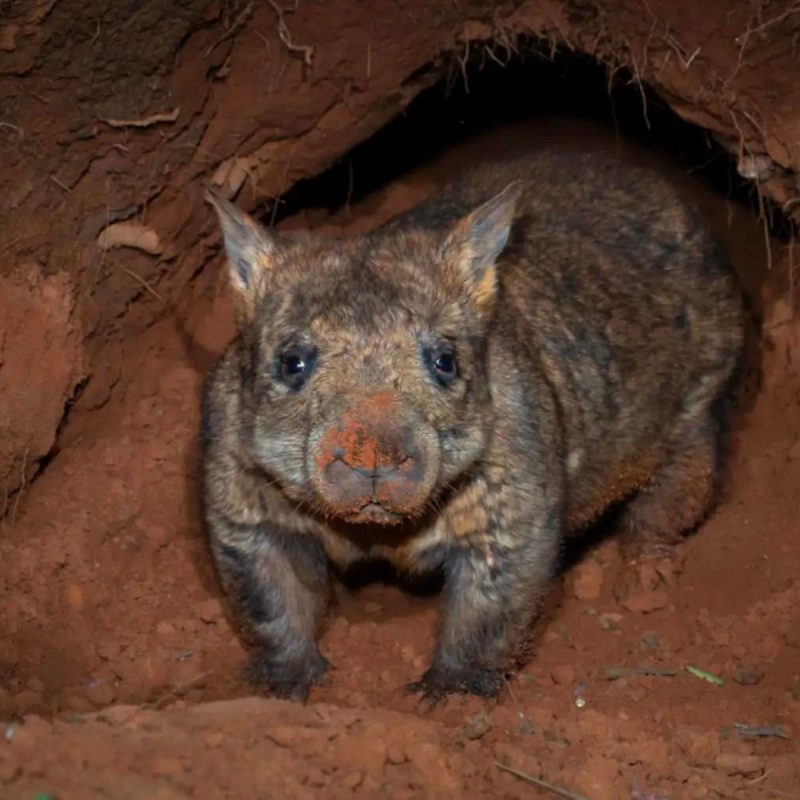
xmin=386 ymin=149 xmax=744 ymax=529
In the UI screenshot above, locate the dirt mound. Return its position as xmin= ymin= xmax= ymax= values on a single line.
xmin=0 ymin=265 xmax=86 ymax=503
xmin=1 ymin=698 xmax=475 ymax=800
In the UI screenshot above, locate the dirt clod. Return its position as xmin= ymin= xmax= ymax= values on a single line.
xmin=620 ymin=590 xmax=669 ymax=613
xmin=572 ymin=756 xmax=621 ymax=800
xmin=86 ymin=681 xmax=116 ymax=708
xmin=463 ymin=713 xmax=493 ymax=740
xmin=551 ymin=664 xmax=577 ymax=685
xmin=570 ymin=559 xmax=605 ymax=601
xmin=196 ymin=599 xmax=224 ymax=624
xmin=678 ymin=730 xmax=721 ymax=766
xmin=732 ymin=663 xmax=764 ymax=686
xmin=714 ymin=752 xmax=764 ymax=776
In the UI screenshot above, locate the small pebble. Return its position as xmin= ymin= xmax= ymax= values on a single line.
xmin=0 ymin=758 xmax=19 ymax=783
xmin=599 ymin=612 xmax=623 ymax=631
xmin=153 ymin=757 xmax=185 ymax=777
xmin=343 ymin=771 xmax=364 ymax=789
xmin=715 ymin=752 xmax=764 ymax=776
xmin=156 ymin=621 xmax=178 ymax=643
xmin=518 ymin=714 xmax=536 ymax=734
xmin=571 ymin=559 xmax=604 ymax=600
xmin=145 ymin=524 xmax=171 ymax=545
xmin=65 ymin=583 xmax=85 ymax=611
xmin=86 ymin=680 xmax=116 ymax=707
xmin=386 ymin=744 xmax=406 ymax=764
xmin=620 ymin=590 xmax=668 ymax=613
xmin=551 ymin=664 xmax=576 ymax=685
xmin=63 ymin=693 xmax=93 ymax=713
xmin=196 ymin=598 xmax=223 ymax=623
xmin=733 ymin=663 xmax=764 ymax=686
xmin=399 ymin=645 xmax=416 ymax=664
xmin=346 ymin=691 xmax=368 ymax=707
xmin=12 ymin=690 xmax=43 ymax=714
xmin=639 ymin=631 xmax=661 ymax=650
xmin=463 ymin=712 xmax=492 ymax=740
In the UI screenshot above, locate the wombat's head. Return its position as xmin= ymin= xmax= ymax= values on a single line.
xmin=208 ymin=184 xmax=519 ymax=525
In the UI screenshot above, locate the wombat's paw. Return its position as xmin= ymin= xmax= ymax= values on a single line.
xmin=406 ymin=663 xmax=505 ymax=703
xmin=615 ymin=541 xmax=686 ymax=603
xmin=620 ymin=538 xmax=682 ymax=565
xmin=248 ymin=647 xmax=331 ymax=702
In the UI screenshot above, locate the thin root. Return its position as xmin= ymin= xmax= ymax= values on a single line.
xmin=266 ymin=0 xmax=314 ymax=68
xmin=120 ymin=268 xmax=165 ymax=303
xmin=204 ymin=1 xmax=254 ymax=57
xmin=495 ymin=762 xmax=594 ymax=800
xmin=101 ymin=108 xmax=180 ymax=129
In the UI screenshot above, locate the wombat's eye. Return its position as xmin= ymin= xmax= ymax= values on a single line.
xmin=425 ymin=344 xmax=458 ymax=387
xmin=278 ymin=345 xmax=317 ymax=391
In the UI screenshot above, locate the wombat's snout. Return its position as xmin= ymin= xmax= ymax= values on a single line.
xmin=312 ymin=392 xmax=432 ymax=524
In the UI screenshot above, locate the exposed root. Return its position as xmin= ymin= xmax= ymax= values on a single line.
xmin=495 ymin=762 xmax=594 ymax=800
xmin=0 ymin=120 xmax=23 ymax=140
xmin=49 ymin=175 xmax=71 ymax=193
xmin=12 ymin=446 xmax=29 ymax=519
xmin=100 ymin=108 xmax=180 ymax=129
xmin=729 ymin=1 xmax=800 ymax=87
xmin=120 ymin=268 xmax=165 ymax=303
xmin=96 ymin=221 xmax=163 ymax=255
xmin=204 ymin=0 xmax=254 ymax=58
xmin=628 ymin=56 xmax=651 ymax=130
xmin=266 ymin=0 xmax=314 ymax=69
xmin=269 ymin=139 xmax=300 ymax=226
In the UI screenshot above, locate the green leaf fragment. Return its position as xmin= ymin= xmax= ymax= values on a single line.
xmin=685 ymin=664 xmax=724 ymax=685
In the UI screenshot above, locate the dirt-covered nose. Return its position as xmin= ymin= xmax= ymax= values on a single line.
xmin=314 ymin=392 xmax=427 ymax=517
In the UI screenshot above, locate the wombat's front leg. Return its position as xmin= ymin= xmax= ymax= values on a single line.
xmin=209 ymin=517 xmax=331 ymax=700
xmin=409 ymin=483 xmax=561 ymax=702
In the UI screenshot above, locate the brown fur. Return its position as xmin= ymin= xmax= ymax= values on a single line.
xmin=200 ymin=149 xmax=745 ymax=700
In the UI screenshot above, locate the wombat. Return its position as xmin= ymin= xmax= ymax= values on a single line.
xmin=201 ymin=149 xmax=744 ymax=701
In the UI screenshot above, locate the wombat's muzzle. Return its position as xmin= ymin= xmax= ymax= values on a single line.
xmin=310 ymin=392 xmax=436 ymax=524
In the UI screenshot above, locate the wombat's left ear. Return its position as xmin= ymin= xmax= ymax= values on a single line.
xmin=442 ymin=181 xmax=522 ymax=311
xmin=205 ymin=187 xmax=277 ymax=311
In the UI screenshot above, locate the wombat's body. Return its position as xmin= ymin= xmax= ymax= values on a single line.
xmin=202 ymin=150 xmax=744 ymax=700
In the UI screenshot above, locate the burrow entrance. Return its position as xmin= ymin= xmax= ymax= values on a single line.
xmin=1 ymin=18 xmax=798 ymax=800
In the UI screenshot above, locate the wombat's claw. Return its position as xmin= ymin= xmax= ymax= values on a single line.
xmin=248 ymin=649 xmax=331 ymax=702
xmin=406 ymin=664 xmax=505 ymax=703
xmin=404 ymin=678 xmax=449 ymax=708
xmin=641 ymin=542 xmax=680 ymax=561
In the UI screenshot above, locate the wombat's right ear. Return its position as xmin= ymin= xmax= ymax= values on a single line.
xmin=442 ymin=181 xmax=522 ymax=313
xmin=205 ymin=187 xmax=277 ymax=307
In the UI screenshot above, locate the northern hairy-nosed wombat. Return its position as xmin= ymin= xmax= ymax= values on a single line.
xmin=201 ymin=150 xmax=744 ymax=701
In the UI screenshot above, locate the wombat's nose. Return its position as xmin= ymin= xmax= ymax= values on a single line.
xmin=323 ymin=450 xmax=420 ymax=505
xmin=314 ymin=393 xmax=428 ymax=519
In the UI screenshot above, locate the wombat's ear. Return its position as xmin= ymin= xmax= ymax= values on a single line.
xmin=442 ymin=181 xmax=521 ymax=311
xmin=205 ymin=187 xmax=277 ymax=306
